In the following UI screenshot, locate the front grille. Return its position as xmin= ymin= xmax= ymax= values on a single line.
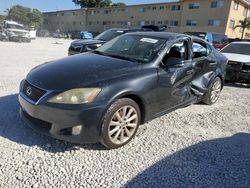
xmin=23 ymin=81 xmax=46 ymax=102
xmin=227 ymin=61 xmax=242 ymax=71
xmin=13 ymin=31 xmax=26 ymax=37
xmin=242 ymin=64 xmax=250 ymax=73
xmin=23 ymin=110 xmax=51 ymax=131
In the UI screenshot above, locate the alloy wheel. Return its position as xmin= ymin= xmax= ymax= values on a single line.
xmin=210 ymin=80 xmax=222 ymax=103
xmin=108 ymin=105 xmax=138 ymax=145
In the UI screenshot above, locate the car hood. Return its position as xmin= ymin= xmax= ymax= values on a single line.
xmin=222 ymin=53 xmax=250 ymax=64
xmin=27 ymin=53 xmax=141 ymax=90
xmin=71 ymin=39 xmax=104 ymax=47
xmin=7 ymin=28 xmax=29 ymax=33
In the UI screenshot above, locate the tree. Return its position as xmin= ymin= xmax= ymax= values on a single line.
xmin=28 ymin=9 xmax=43 ymax=29
xmin=0 ymin=15 xmax=6 ymax=24
xmin=7 ymin=5 xmax=30 ymax=25
xmin=100 ymin=0 xmax=112 ymax=7
xmin=112 ymin=2 xmax=126 ymax=7
xmin=234 ymin=17 xmax=250 ymax=39
xmin=72 ymin=0 xmax=112 ymax=8
xmin=6 ymin=5 xmax=43 ymax=29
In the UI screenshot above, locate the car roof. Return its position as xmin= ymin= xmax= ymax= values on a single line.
xmin=125 ymin=32 xmax=188 ymax=40
xmin=230 ymin=41 xmax=250 ymax=44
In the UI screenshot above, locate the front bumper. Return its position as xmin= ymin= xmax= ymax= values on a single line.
xmin=226 ymin=63 xmax=250 ymax=84
xmin=9 ymin=36 xmax=31 ymax=42
xmin=19 ymin=93 xmax=106 ymax=144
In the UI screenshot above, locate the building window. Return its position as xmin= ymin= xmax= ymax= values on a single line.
xmin=160 ymin=6 xmax=164 ymax=10
xmin=158 ymin=21 xmax=163 ymax=24
xmin=211 ymin=1 xmax=224 ymax=8
xmin=171 ymin=5 xmax=181 ymax=11
xmin=152 ymin=7 xmax=157 ymax=10
xmin=229 ymin=20 xmax=235 ymax=28
xmin=208 ymin=20 xmax=221 ymax=26
xmin=139 ymin=7 xmax=146 ymax=12
xmin=164 ymin=20 xmax=169 ymax=24
xmin=243 ymin=8 xmax=248 ymax=17
xmin=170 ymin=20 xmax=179 ymax=26
xmin=138 ymin=21 xmax=145 ymax=26
xmin=186 ymin=20 xmax=197 ymax=26
xmin=104 ymin=10 xmax=111 ymax=14
xmin=233 ymin=1 xmax=239 ymax=10
xmin=188 ymin=3 xmax=200 ymax=9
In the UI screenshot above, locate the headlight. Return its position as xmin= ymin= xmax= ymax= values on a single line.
xmin=9 ymin=31 xmax=16 ymax=36
xmin=48 ymin=88 xmax=101 ymax=104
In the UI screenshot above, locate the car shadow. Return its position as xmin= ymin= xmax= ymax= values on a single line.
xmin=225 ymin=82 xmax=250 ymax=88
xmin=0 ymin=94 xmax=105 ymax=153
xmin=125 ymin=133 xmax=250 ymax=188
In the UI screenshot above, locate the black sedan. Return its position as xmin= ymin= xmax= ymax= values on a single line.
xmin=19 ymin=32 xmax=227 ymax=149
xmin=68 ymin=28 xmax=152 ymax=56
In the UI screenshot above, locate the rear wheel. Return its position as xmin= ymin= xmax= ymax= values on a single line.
xmin=100 ymin=98 xmax=141 ymax=149
xmin=203 ymin=77 xmax=222 ymax=105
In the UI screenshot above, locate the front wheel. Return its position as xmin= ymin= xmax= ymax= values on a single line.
xmin=100 ymin=98 xmax=141 ymax=149
xmin=203 ymin=77 xmax=222 ymax=105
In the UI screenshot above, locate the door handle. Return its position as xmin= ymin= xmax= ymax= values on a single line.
xmin=186 ymin=70 xmax=194 ymax=75
xmin=209 ymin=61 xmax=217 ymax=67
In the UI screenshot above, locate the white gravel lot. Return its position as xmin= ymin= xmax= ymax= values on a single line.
xmin=0 ymin=38 xmax=250 ymax=188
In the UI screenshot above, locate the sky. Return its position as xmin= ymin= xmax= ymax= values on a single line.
xmin=0 ymin=0 xmax=178 ymax=14
xmin=0 ymin=0 xmax=250 ymax=14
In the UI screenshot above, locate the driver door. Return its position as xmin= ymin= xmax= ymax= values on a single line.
xmin=156 ymin=39 xmax=194 ymax=112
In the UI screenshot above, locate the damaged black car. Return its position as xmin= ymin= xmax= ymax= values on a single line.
xmin=221 ymin=42 xmax=250 ymax=84
xmin=19 ymin=32 xmax=227 ymax=149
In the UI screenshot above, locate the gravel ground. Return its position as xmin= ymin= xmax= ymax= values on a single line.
xmin=0 ymin=38 xmax=249 ymax=188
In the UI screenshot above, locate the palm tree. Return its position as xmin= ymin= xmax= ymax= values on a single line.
xmin=234 ymin=17 xmax=250 ymax=39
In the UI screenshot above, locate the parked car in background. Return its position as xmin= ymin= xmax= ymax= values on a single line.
xmin=142 ymin=25 xmax=167 ymax=31
xmin=185 ymin=32 xmax=228 ymax=50
xmin=71 ymin=31 xmax=93 ymax=40
xmin=19 ymin=32 xmax=227 ymax=149
xmin=52 ymin=31 xmax=68 ymax=39
xmin=221 ymin=42 xmax=250 ymax=84
xmin=37 ymin=29 xmax=51 ymax=37
xmin=68 ymin=28 xmax=152 ymax=56
xmin=2 ymin=20 xmax=31 ymax=42
xmin=0 ymin=24 xmax=8 ymax=41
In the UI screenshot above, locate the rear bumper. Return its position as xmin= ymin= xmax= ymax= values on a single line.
xmin=19 ymin=94 xmax=106 ymax=144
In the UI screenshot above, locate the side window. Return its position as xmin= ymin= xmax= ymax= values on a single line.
xmin=192 ymin=41 xmax=209 ymax=59
xmin=163 ymin=41 xmax=188 ymax=63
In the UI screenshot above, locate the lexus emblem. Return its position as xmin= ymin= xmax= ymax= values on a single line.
xmin=26 ymin=86 xmax=32 ymax=96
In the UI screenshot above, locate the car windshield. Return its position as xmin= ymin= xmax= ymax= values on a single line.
xmin=94 ymin=30 xmax=125 ymax=41
xmin=221 ymin=43 xmax=250 ymax=55
xmin=94 ymin=35 xmax=166 ymax=63
xmin=6 ymin=24 xmax=25 ymax=30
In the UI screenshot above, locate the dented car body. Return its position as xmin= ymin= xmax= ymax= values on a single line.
xmin=19 ymin=32 xmax=227 ymax=148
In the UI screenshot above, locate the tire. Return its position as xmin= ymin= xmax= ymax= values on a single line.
xmin=203 ymin=77 xmax=222 ymax=105
xmin=100 ymin=98 xmax=141 ymax=149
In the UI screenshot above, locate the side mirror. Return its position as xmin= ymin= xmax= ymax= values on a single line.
xmin=163 ymin=57 xmax=184 ymax=67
